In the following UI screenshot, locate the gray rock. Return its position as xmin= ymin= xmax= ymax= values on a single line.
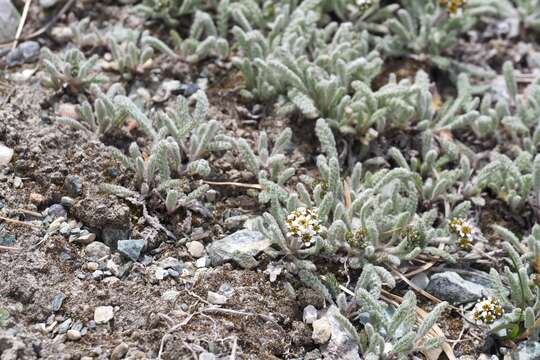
xmin=411 ymin=272 xmax=429 ymax=290
xmin=102 ymin=227 xmax=131 ymax=248
xmin=320 ymin=306 xmax=362 ymax=360
xmin=51 ymin=293 xmax=65 ymax=312
xmin=111 ymin=342 xmax=129 ymax=360
xmin=48 ymin=204 xmax=67 ymax=218
xmin=224 ymin=215 xmax=250 ymax=230
xmin=61 ymin=196 xmax=75 ymax=208
xmin=92 ymin=270 xmax=104 ymax=280
xmin=186 ymin=241 xmax=204 ymax=258
xmin=303 ymin=305 xmax=318 ymax=324
xmin=168 ymin=269 xmax=179 ymax=278
xmin=72 ymin=197 xmax=131 ymax=248
xmin=117 ymin=239 xmax=145 ymax=261
xmin=66 ymin=329 xmax=81 ymax=341
xmin=207 ymin=230 xmax=271 ymax=266
xmin=207 ymin=291 xmax=227 ymax=305
xmin=64 ymin=175 xmax=82 ymax=197
xmin=84 ymin=242 xmax=110 ymax=260
xmin=0 ymin=0 xmax=19 ymax=43
xmin=158 ymin=257 xmax=182 ymax=272
xmin=5 ymin=41 xmax=39 ymax=67
xmin=218 ymin=283 xmax=235 ymax=298
xmin=426 ymin=271 xmax=486 ymax=304
xmin=57 ymin=318 xmax=72 ymax=334
xmin=94 ymin=306 xmax=114 ymax=324
xmin=72 ymin=232 xmax=96 ymax=245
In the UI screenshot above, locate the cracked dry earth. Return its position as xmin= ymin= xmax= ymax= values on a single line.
xmin=0 ymin=84 xmax=311 ymax=359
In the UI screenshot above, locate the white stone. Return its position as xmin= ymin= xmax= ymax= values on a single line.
xmin=187 ymin=241 xmax=204 ymax=258
xmin=0 ymin=144 xmax=14 ymax=167
xmin=207 ymin=291 xmax=227 ymax=305
xmin=66 ymin=329 xmax=81 ymax=341
xmin=94 ymin=306 xmax=114 ymax=324
xmin=312 ymin=317 xmax=331 ymax=344
xmin=303 ymin=305 xmax=318 ymax=324
xmin=161 ymin=289 xmax=180 ymax=302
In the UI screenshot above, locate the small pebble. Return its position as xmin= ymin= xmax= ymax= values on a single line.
xmin=51 ymin=293 xmax=65 ymax=312
xmin=207 ymin=291 xmax=227 ymax=305
xmin=186 ymin=241 xmax=204 ymax=258
xmin=94 ymin=306 xmax=114 ymax=324
xmin=111 ymin=342 xmax=129 ymax=360
xmin=66 ymin=329 xmax=81 ymax=341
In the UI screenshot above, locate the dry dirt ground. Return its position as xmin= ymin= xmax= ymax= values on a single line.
xmin=0 ymin=84 xmax=315 ymax=359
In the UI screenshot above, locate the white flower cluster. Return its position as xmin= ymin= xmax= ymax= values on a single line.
xmin=449 ymin=218 xmax=474 ymax=249
xmin=286 ymin=207 xmax=325 ymax=248
xmin=472 ymin=297 xmax=504 ymax=325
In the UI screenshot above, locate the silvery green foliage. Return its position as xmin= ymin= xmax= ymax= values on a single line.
xmin=486 ymin=0 xmax=540 ymax=34
xmin=170 ymin=10 xmax=229 ymax=63
xmin=135 ymin=0 xmax=204 ymax=26
xmin=41 ymin=47 xmax=104 ymax=94
xmin=56 ymin=83 xmax=127 ymax=136
xmin=334 ymin=271 xmax=447 ymax=359
xmin=102 ymin=90 xmax=230 ymax=212
xmin=472 ymin=61 xmax=540 ymax=151
xmin=232 ymin=1 xmax=383 ymax=113
xmin=488 ymin=239 xmax=540 ymax=340
xmin=381 ymin=0 xmax=495 ymax=72
xmin=109 ymin=33 xmax=177 ymax=79
xmin=236 ymin=128 xmax=295 ymax=203
xmin=70 ymin=18 xmax=106 ymax=48
xmin=472 ymin=151 xmax=534 ymax=211
xmin=253 ymin=119 xmax=456 ymax=269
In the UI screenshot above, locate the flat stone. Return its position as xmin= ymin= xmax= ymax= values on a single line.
xmin=207 ymin=291 xmax=227 ymax=305
xmin=117 ymin=239 xmax=145 ymax=261
xmin=71 ymin=233 xmax=96 ymax=245
xmin=51 ymin=293 xmax=65 ymax=312
xmin=207 ymin=230 xmax=270 ymax=266
xmin=57 ymin=318 xmax=72 ymax=334
xmin=158 ymin=257 xmax=182 ymax=272
xmin=224 ymin=215 xmax=250 ymax=230
xmin=426 ymin=271 xmax=487 ymax=304
xmin=186 ymin=241 xmax=204 ymax=258
xmin=84 ymin=242 xmax=110 ymax=260
xmin=94 ymin=306 xmax=114 ymax=324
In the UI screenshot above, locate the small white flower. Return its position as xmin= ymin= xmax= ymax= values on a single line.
xmin=286 ymin=207 xmax=325 ymax=248
xmin=472 ymin=297 xmax=504 ymax=325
